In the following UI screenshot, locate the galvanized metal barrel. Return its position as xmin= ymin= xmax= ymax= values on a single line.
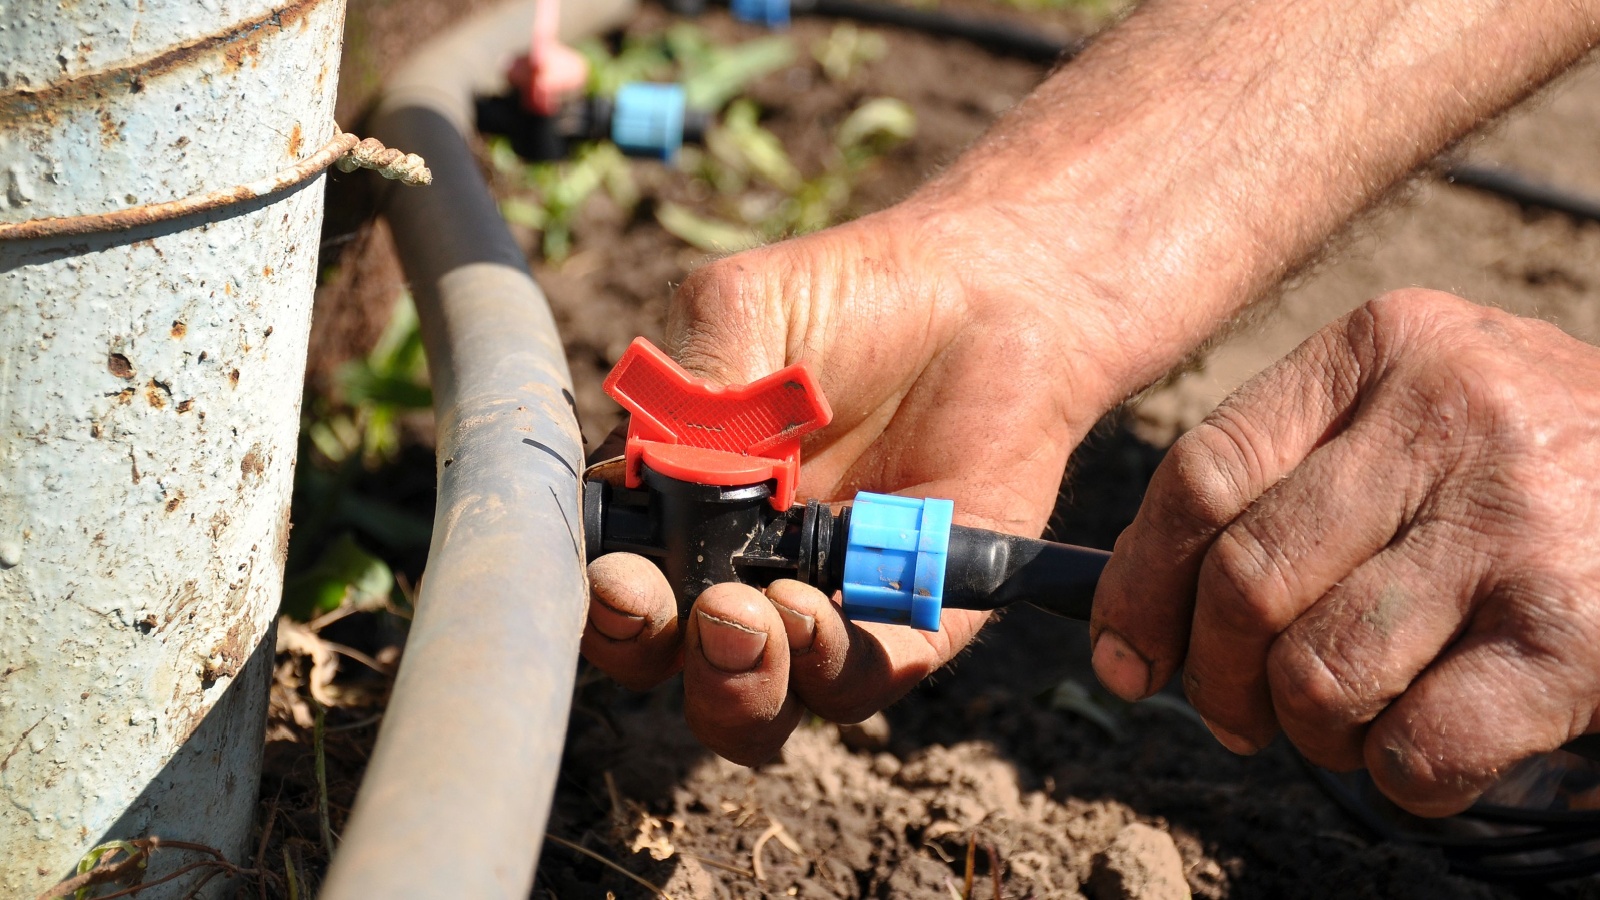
xmin=0 ymin=1 xmax=344 ymax=895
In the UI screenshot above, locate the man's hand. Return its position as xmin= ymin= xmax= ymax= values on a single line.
xmin=1093 ymin=290 xmax=1600 ymax=816
xmin=581 ymin=0 xmax=1600 ymax=769
xmin=583 ymin=208 xmax=1117 ymax=765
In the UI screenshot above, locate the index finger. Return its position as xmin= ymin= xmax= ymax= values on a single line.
xmin=1091 ymin=298 xmax=1394 ymax=702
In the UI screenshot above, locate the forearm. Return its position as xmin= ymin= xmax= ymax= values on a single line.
xmin=905 ymin=0 xmax=1600 ymax=405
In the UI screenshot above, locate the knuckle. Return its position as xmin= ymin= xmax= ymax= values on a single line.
xmin=1180 ymin=667 xmax=1212 ymax=712
xmin=1143 ymin=414 xmax=1258 ymax=545
xmin=1267 ymin=629 xmax=1371 ymax=732
xmin=1348 ymin=290 xmax=1473 ymax=371
xmin=1361 ymin=288 xmax=1470 ymax=332
xmin=1178 ymin=660 xmax=1245 ymax=722
xmin=673 ymin=257 xmax=744 ymax=306
xmin=1197 ymin=522 xmax=1294 ymax=634
xmin=1368 ymin=727 xmax=1446 ymax=801
xmin=666 ymin=260 xmax=773 ymax=378
xmin=1490 ymin=575 xmax=1600 ymax=679
xmin=1366 ymin=716 xmax=1488 ymax=817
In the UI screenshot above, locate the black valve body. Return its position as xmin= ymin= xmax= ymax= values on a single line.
xmin=583 ymin=466 xmax=846 ymax=613
xmin=476 ymin=93 xmax=711 ymax=163
xmin=584 ymin=468 xmax=1110 ymax=623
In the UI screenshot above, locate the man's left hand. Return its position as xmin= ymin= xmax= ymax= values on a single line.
xmin=1092 ymin=289 xmax=1600 ymax=816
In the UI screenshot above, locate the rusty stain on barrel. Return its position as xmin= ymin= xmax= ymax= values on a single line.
xmin=0 ymin=0 xmax=333 ymax=124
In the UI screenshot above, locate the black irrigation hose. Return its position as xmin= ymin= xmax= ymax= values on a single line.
xmin=1463 ymin=802 xmax=1600 ymax=828
xmin=1445 ymin=163 xmax=1600 ymax=224
xmin=1305 ymin=764 xmax=1600 ymax=883
xmin=793 ymin=0 xmax=1082 ymax=63
xmin=702 ymin=0 xmax=1600 ymax=225
xmin=1447 ymin=851 xmax=1600 ymax=885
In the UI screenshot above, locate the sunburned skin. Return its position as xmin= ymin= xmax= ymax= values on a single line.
xmin=1096 ymin=290 xmax=1600 ymax=817
xmin=579 ymin=0 xmax=1600 ymax=813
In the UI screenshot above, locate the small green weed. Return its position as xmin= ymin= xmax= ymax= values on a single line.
xmin=497 ymin=23 xmax=798 ymax=262
xmin=813 ymin=23 xmax=887 ymax=83
xmin=666 ymin=94 xmax=917 ymax=246
xmin=286 ymin=298 xmax=433 ymax=623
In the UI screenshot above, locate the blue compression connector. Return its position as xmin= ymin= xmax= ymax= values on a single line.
xmin=841 ymin=492 xmax=954 ymax=632
xmin=731 ymin=0 xmax=791 ymax=27
xmin=611 ymin=82 xmax=687 ymax=161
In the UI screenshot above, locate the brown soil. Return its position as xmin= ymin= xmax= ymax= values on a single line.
xmin=269 ymin=4 xmax=1600 ymax=899
xmin=540 ymin=3 xmax=1067 ymax=445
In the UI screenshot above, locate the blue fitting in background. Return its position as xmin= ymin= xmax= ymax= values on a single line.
xmin=731 ymin=0 xmax=791 ymax=28
xmin=611 ymin=82 xmax=687 ymax=162
xmin=841 ymin=492 xmax=954 ymax=632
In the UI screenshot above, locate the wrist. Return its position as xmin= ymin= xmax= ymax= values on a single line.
xmin=891 ymin=149 xmax=1252 ymax=415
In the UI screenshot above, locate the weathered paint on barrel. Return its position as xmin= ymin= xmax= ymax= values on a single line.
xmin=0 ymin=1 xmax=344 ymax=895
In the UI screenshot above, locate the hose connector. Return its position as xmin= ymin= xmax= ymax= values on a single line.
xmin=731 ymin=0 xmax=792 ymax=28
xmin=841 ymin=492 xmax=953 ymax=631
xmin=611 ymin=83 xmax=690 ymax=161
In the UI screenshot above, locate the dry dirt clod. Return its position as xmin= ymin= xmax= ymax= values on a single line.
xmin=1089 ymin=823 xmax=1190 ymax=900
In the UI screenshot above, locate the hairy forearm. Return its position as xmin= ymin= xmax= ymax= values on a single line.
xmin=908 ymin=0 xmax=1600 ymax=404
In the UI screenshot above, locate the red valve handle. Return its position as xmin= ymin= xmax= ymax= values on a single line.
xmin=506 ymin=0 xmax=589 ymax=116
xmin=602 ymin=338 xmax=833 ymax=509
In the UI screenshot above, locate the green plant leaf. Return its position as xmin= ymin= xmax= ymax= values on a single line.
xmin=678 ymin=32 xmax=796 ymax=111
xmin=500 ymin=197 xmax=548 ymax=230
xmin=73 ymin=841 xmax=144 ymax=900
xmin=339 ymin=366 xmax=433 ymax=410
xmin=543 ymin=225 xmax=574 ymax=263
xmin=364 ymin=297 xmax=428 ymax=382
xmin=656 ymin=202 xmax=763 ymax=253
xmin=787 ymin=173 xmax=852 ymax=234
xmin=1047 ymin=678 xmax=1123 ymax=739
xmin=308 ymin=415 xmax=361 ymax=465
xmin=836 ymin=97 xmax=917 ymax=155
xmin=280 ymin=533 xmax=395 ymax=621
xmin=486 ymin=135 xmax=525 ymax=178
xmin=708 ymin=99 xmax=802 ymax=192
xmin=580 ymin=35 xmax=672 ymax=96
xmin=812 ymin=23 xmax=887 ymax=83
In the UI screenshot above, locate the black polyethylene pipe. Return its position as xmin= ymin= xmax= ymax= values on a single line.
xmin=941 ymin=526 xmax=1108 ymax=619
xmin=798 ymin=0 xmax=1080 ymax=63
xmin=318 ymin=2 xmax=637 ymax=898
xmin=738 ymin=0 xmax=1600 ymax=227
xmin=1444 ymin=163 xmax=1600 ymax=224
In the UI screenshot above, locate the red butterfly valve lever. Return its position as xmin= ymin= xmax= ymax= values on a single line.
xmin=602 ymin=337 xmax=833 ymax=509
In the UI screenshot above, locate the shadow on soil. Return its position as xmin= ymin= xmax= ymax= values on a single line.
xmin=536 ymin=419 xmax=1514 ymax=899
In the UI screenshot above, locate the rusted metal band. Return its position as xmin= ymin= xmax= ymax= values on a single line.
xmin=0 ymin=0 xmax=332 ymax=123
xmin=0 ymin=130 xmax=436 ymax=241
xmin=0 ymin=131 xmax=354 ymax=241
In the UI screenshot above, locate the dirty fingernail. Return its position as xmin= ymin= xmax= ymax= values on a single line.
xmin=698 ymin=610 xmax=768 ymax=672
xmin=588 ymin=599 xmax=646 ymax=641
xmin=1202 ymin=717 xmax=1260 ymax=755
xmin=1092 ymin=630 xmax=1151 ymax=700
xmin=772 ymin=602 xmax=816 ymax=652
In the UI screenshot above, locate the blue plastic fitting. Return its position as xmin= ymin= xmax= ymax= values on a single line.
xmin=841 ymin=492 xmax=954 ymax=633
xmin=730 ymin=0 xmax=791 ymax=27
xmin=611 ymin=82 xmax=687 ymax=162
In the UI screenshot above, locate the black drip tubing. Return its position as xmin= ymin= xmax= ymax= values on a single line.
xmin=794 ymin=0 xmax=1081 ymax=63
xmin=704 ymin=0 xmax=1600 ymax=226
